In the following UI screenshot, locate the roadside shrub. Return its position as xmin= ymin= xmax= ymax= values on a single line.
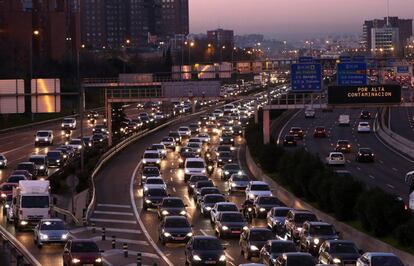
xmin=259 ymin=143 xmax=285 ymax=173
xmin=330 ymin=176 xmax=364 ymax=221
xmin=394 ymin=219 xmax=414 ymax=246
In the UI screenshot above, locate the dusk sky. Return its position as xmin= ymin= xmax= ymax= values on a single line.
xmin=189 ymin=0 xmax=414 ymax=40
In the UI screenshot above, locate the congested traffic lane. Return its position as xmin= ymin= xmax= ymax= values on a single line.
xmin=277 ymin=107 xmax=410 ymax=199
xmin=136 ymin=133 xmax=268 ymax=266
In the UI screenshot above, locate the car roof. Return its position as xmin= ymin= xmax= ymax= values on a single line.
xmin=163 ymin=215 xmax=187 ymax=221
xmin=290 ymin=209 xmax=314 ymax=214
xmin=29 ymin=155 xmax=46 ymax=159
xmin=193 ymin=235 xmax=219 ymax=240
xmin=364 ymin=252 xmax=399 ymax=258
xmin=305 ymin=221 xmax=332 ymax=226
xmin=250 ymin=181 xmax=268 ymax=185
xmin=186 ymin=158 xmax=204 ymax=162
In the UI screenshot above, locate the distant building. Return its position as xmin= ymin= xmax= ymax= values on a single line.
xmin=0 ymin=0 xmax=80 ymax=61
xmin=80 ymin=0 xmax=189 ymax=50
xmin=371 ymin=27 xmax=399 ymax=56
xmin=405 ymin=36 xmax=414 ymax=58
xmin=363 ymin=17 xmax=412 ymax=56
xmin=234 ymin=34 xmax=264 ymax=48
xmin=207 ymin=29 xmax=234 ymax=48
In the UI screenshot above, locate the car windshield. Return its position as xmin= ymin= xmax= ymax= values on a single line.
xmin=316 ymin=127 xmax=325 ymax=131
xmin=188 ymin=143 xmax=200 ymax=148
xmin=152 ymin=145 xmax=164 ymax=149
xmin=219 ymin=152 xmax=231 ymax=157
xmin=372 ymin=256 xmax=403 ymax=266
xmin=360 ymin=149 xmax=372 ymax=153
xmin=258 ymin=197 xmax=279 ymax=205
xmin=162 ymin=199 xmax=184 ymax=207
xmin=37 ymin=132 xmax=49 ymax=137
xmin=8 ymin=176 xmax=26 ymax=183
xmin=21 ymin=196 xmax=49 ymax=208
xmin=143 ymin=168 xmax=159 ymax=175
xmin=329 ymin=243 xmax=358 ymax=254
xmin=250 ymin=230 xmax=274 ymax=241
xmin=310 ymin=225 xmax=335 ymax=236
xmin=1 ymin=184 xmax=15 ymax=191
xmin=186 ymin=161 xmax=205 ymax=168
xmin=270 ymin=242 xmax=297 ymax=253
xmin=232 ymin=175 xmax=249 ymax=181
xmin=63 ymin=118 xmax=74 ymax=123
xmin=331 ymin=154 xmax=344 ymax=159
xmin=218 ymin=146 xmax=231 ymax=152
xmin=193 ymin=239 xmax=222 ymax=250
xmin=201 ymin=188 xmax=220 ymax=195
xmin=295 ymin=213 xmax=317 ymax=223
xmin=250 ymin=184 xmax=270 ymax=191
xmin=274 ymin=208 xmax=291 ymax=217
xmin=47 ymin=152 xmax=61 ymax=158
xmin=0 ymin=155 xmax=5 ymax=160
xmin=40 ymin=220 xmax=65 ymax=230
xmin=224 ymin=164 xmax=240 ymax=170
xmin=338 ymin=141 xmax=349 ymax=145
xmin=179 ymin=127 xmax=189 ymax=131
xmin=217 ymin=204 xmax=238 ymax=212
xmin=162 ymin=138 xmax=173 ymax=142
xmin=17 ymin=164 xmax=33 ymax=170
xmin=144 ymin=153 xmax=159 ymax=158
xmin=71 ymin=242 xmax=99 ymax=253
xmin=164 ymin=219 xmax=189 ymax=228
xmin=146 ymin=189 xmax=167 ymax=197
xmin=146 ymin=179 xmax=164 ymax=184
xmin=287 ymin=255 xmax=315 ymax=266
xmin=189 ymin=176 xmax=208 ymax=183
xmin=204 ymin=195 xmax=225 ymax=203
xmin=29 ymin=157 xmax=45 ymax=165
xmin=196 ymin=181 xmax=213 ymax=188
xmin=285 ymin=136 xmax=294 ymax=140
xmin=221 ymin=213 xmax=244 ymax=222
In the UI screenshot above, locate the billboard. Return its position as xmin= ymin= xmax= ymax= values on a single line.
xmin=162 ymin=81 xmax=220 ymax=98
xmin=219 ymin=62 xmax=232 ymax=79
xmin=197 ymin=64 xmax=215 ymax=79
xmin=337 ymin=62 xmax=367 ymax=86
xmin=0 ymin=79 xmax=25 ymax=114
xmin=328 ymin=85 xmax=401 ymax=105
xmin=171 ymin=65 xmax=191 ymax=80
xmin=291 ymin=63 xmax=322 ymax=92
xmin=237 ymin=62 xmax=250 ymax=74
xmin=31 ymin=79 xmax=61 ymax=113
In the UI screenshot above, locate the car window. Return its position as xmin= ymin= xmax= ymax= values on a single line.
xmin=71 ymin=242 xmax=99 ymax=253
xmin=40 ymin=220 xmax=65 ymax=230
xmin=193 ymin=239 xmax=222 ymax=250
xmin=249 ymin=230 xmax=274 ymax=241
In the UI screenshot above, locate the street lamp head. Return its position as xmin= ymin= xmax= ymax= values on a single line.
xmin=81 ymin=44 xmax=85 ymax=48
xmin=222 ymin=45 xmax=226 ymax=49
xmin=33 ymin=30 xmax=40 ymax=36
xmin=190 ymin=41 xmax=195 ymax=47
xmin=126 ymin=39 xmax=131 ymax=44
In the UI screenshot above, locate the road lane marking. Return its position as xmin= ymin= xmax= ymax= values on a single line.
xmin=172 ymin=187 xmax=176 ymax=192
xmin=97 ymin=203 xmax=131 ymax=208
xmin=130 ymin=161 xmax=174 ymax=266
xmin=356 ymin=167 xmax=361 ymax=171
xmin=93 ymin=236 xmax=148 ymax=246
xmin=379 ymin=160 xmax=384 ymax=164
xmin=70 ymin=227 xmax=142 ymax=234
xmin=387 ymin=184 xmax=395 ymax=189
xmin=369 ymin=175 xmax=375 ymax=179
xmin=89 ymin=218 xmax=136 ymax=224
xmin=392 ymin=167 xmax=398 ymax=172
xmin=104 ymin=249 xmax=159 ymax=259
xmin=94 ymin=210 xmax=134 ymax=216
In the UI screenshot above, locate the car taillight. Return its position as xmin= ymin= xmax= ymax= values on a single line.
xmin=347 ymin=144 xmax=351 ymax=148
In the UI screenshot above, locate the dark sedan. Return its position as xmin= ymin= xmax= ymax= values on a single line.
xmin=187 ymin=175 xmax=209 ymax=195
xmin=143 ymin=188 xmax=169 ymax=210
xmin=221 ymin=163 xmax=242 ymax=180
xmin=214 ymin=211 xmax=248 ymax=239
xmin=283 ymin=135 xmax=297 ymax=146
xmin=356 ymin=148 xmax=374 ymax=162
xmin=62 ymin=239 xmax=103 ymax=266
xmin=185 ymin=235 xmax=226 ymax=266
xmin=260 ymin=240 xmax=298 ymax=266
xmin=240 ymin=227 xmax=275 ymax=260
xmin=157 ymin=197 xmax=187 ymax=219
xmin=318 ymin=240 xmax=361 ymax=265
xmin=159 ymin=216 xmax=193 ymax=244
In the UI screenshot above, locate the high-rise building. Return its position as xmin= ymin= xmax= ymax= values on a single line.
xmin=363 ymin=17 xmax=412 ymax=56
xmin=0 ymin=0 xmax=80 ymax=62
xmin=371 ymin=27 xmax=399 ymax=56
xmin=80 ymin=0 xmax=189 ymax=50
xmin=207 ymin=28 xmax=234 ymax=49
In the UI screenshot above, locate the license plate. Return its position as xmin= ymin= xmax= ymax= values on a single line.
xmin=232 ymin=230 xmax=241 ymax=234
xmin=205 ymin=261 xmax=216 ymax=264
xmin=83 ymin=264 xmax=94 ymax=266
xmin=173 ymin=237 xmax=185 ymax=240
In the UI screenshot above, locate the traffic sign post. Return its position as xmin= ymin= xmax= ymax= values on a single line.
xmin=291 ymin=63 xmax=322 ymax=92
xmin=337 ymin=62 xmax=367 ymax=86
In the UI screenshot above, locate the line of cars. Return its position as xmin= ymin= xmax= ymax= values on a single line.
xmin=136 ymin=100 xmax=405 ymax=266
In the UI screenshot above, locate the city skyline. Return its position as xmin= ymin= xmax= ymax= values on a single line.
xmin=190 ymin=0 xmax=414 ymax=40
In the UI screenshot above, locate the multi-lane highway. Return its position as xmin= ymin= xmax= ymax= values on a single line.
xmin=276 ymin=107 xmax=411 ymax=199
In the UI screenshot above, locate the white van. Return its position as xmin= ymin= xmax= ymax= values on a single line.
xmin=338 ymin=115 xmax=350 ymax=126
xmin=184 ymin=158 xmax=206 ymax=182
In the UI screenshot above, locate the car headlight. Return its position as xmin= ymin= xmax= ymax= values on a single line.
xmin=250 ymin=245 xmax=259 ymax=251
xmin=201 ymin=169 xmax=206 ymax=174
xmin=185 ymin=169 xmax=190 ymax=173
xmin=237 ymin=171 xmax=242 ymax=175
xmin=193 ymin=255 xmax=202 ymax=261
xmin=56 ymin=159 xmax=60 ymax=163
xmin=243 ymin=226 xmax=249 ymax=231
xmin=205 ymin=206 xmax=212 ymax=211
xmin=220 ymin=138 xmax=223 ymax=141
xmin=20 ymin=221 xmax=28 ymax=225
xmin=5 ymin=204 xmax=9 ymax=208
xmin=228 ymin=159 xmax=232 ymax=162
xmin=186 ymin=232 xmax=193 ymax=237
xmin=222 ymin=226 xmax=229 ymax=231
xmin=40 ymin=233 xmax=49 ymax=240
xmin=162 ymin=210 xmax=169 ymax=216
xmin=89 ymin=143 xmax=92 ymax=147
xmin=218 ymin=158 xmax=222 ymax=162
xmin=61 ymin=233 xmax=68 ymax=240
xmin=230 ymin=138 xmax=234 ymax=141
xmin=219 ymin=255 xmax=226 ymax=261
xmin=231 ymin=183 xmax=237 ymax=187
xmin=259 ymin=207 xmax=266 ymax=212
xmin=61 ymin=123 xmax=65 ymax=127
xmin=72 ymin=258 xmax=80 ymax=263
xmin=95 ymin=257 xmax=102 ymax=263
xmin=156 ymin=159 xmax=161 ymax=164
xmin=145 ymin=199 xmax=152 ymax=204
xmin=35 ymin=137 xmax=39 ymax=141
xmin=143 ymin=159 xmax=147 ymax=164
xmin=163 ymin=232 xmax=171 ymax=237
xmin=249 ymin=194 xmax=255 ymax=199
xmin=1 ymin=193 xmax=6 ymax=198
xmin=180 ymin=210 xmax=187 ymax=216
xmin=313 ymin=238 xmax=320 ymax=245
xmin=224 ymin=171 xmax=229 ymax=175
xmin=333 ymin=258 xmax=341 ymax=264
xmin=63 ymin=154 xmax=68 ymax=158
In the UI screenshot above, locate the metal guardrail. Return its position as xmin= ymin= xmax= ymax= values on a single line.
xmin=0 ymin=225 xmax=41 ymax=266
